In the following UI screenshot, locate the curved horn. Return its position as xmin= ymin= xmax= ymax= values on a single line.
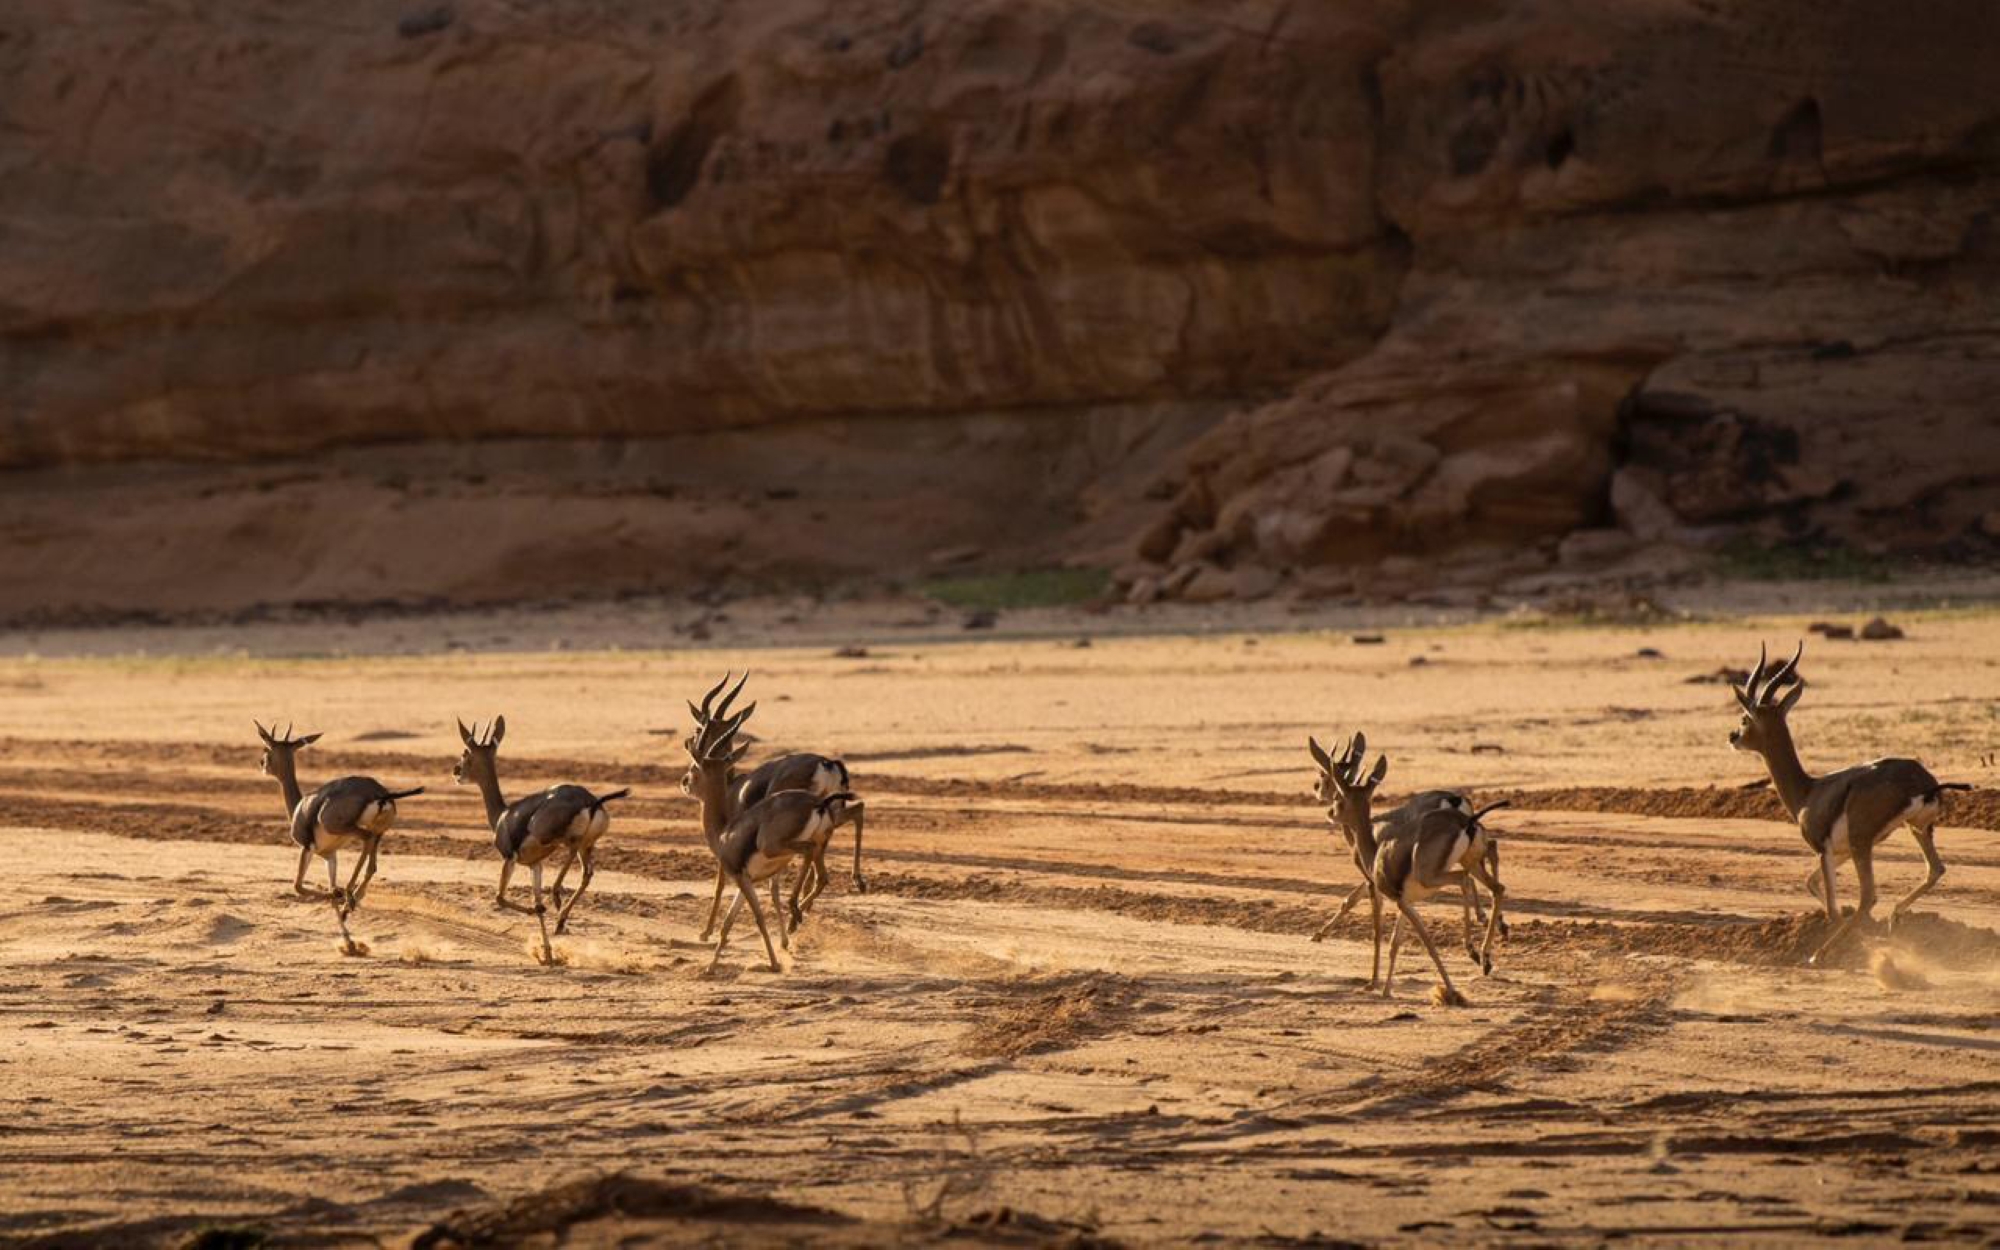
xmin=1744 ymin=642 xmax=1769 ymax=701
xmin=714 ymin=671 xmax=750 ymax=721
xmin=696 ymin=672 xmax=731 ymax=722
xmin=1758 ymin=640 xmax=1804 ymax=704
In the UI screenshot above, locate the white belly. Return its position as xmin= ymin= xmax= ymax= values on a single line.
xmin=744 ymin=849 xmax=786 ymax=881
xmin=1826 ymin=815 xmax=1852 ymax=864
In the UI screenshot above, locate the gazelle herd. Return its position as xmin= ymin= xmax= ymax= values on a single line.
xmin=253 ymin=643 xmax=1972 ymax=1000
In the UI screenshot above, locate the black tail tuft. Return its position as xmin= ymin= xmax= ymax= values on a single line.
xmin=1934 ymin=783 xmax=1974 ymax=794
xmin=832 ymin=759 xmax=850 ymax=788
xmin=595 ymin=788 xmax=633 ymax=808
xmin=383 ymin=787 xmax=426 ymax=802
xmin=817 ymin=790 xmax=858 ymax=812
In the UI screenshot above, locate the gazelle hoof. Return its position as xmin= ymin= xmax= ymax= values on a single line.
xmin=853 ymin=878 xmax=868 ymax=895
xmin=1432 ymin=985 xmax=1468 ymax=1008
xmin=340 ymin=939 xmax=370 ymax=958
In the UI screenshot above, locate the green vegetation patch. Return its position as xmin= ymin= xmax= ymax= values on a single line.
xmin=1715 ymin=538 xmax=1892 ymax=583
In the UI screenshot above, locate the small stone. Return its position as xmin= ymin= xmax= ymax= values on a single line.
xmin=1351 ymin=633 xmax=1386 ymax=645
xmin=1178 ymin=562 xmax=1235 ymax=603
xmin=1636 ymin=647 xmax=1664 ymax=658
xmin=832 ymin=645 xmax=868 ymax=658
xmin=962 ymin=609 xmax=998 ymax=631
xmin=1860 ymin=616 xmax=1904 ymax=641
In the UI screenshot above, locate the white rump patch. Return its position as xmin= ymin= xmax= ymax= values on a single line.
xmin=810 ymin=763 xmax=844 ymax=795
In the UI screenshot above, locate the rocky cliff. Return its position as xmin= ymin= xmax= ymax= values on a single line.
xmin=3 ymin=0 xmax=1998 ymax=614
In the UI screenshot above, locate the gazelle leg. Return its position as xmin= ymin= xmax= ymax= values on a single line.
xmin=1804 ymin=867 xmax=1825 ymax=902
xmin=699 ymin=867 xmax=728 ymax=941
xmin=1395 ymin=898 xmax=1465 ymax=1006
xmin=529 ymin=861 xmax=554 ymax=964
xmin=553 ymin=849 xmax=594 ymax=935
xmin=707 ymin=889 xmax=747 ymax=971
xmin=738 ymin=876 xmax=784 ymax=972
xmin=1485 ymin=843 xmax=1508 ymax=938
xmin=293 ymin=843 xmax=318 ymax=896
xmin=353 ymin=835 xmax=381 ymax=905
xmin=495 ymin=859 xmax=535 ymax=913
xmin=1384 ymin=912 xmax=1405 ymax=995
xmin=771 ymin=874 xmax=791 ymax=951
xmin=1313 ymin=881 xmax=1371 ymax=942
xmin=1454 ymin=874 xmax=1482 ymax=966
xmin=1367 ymin=888 xmax=1384 ymax=990
xmin=549 ymin=847 xmax=576 ymax=912
xmin=1811 ymin=840 xmax=1877 ymax=967
xmin=848 ymin=802 xmax=867 ymax=893
xmin=785 ymin=858 xmax=810 ymax=935
xmin=1468 ymin=858 xmax=1507 ymax=975
xmin=1889 ymin=824 xmax=1946 ymax=926
xmin=324 ymin=853 xmax=361 ymax=953
xmin=342 ymin=844 xmax=369 ymax=910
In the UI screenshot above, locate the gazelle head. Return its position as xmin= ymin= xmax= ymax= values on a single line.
xmin=453 ymin=716 xmax=506 ymax=787
xmin=1308 ymin=732 xmax=1388 ymax=836
xmin=1728 ymin=641 xmax=1805 ymax=755
xmin=680 ymin=672 xmax=755 ymax=798
xmin=255 ymin=720 xmax=322 ymax=779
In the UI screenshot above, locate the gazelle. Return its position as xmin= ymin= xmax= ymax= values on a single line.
xmin=683 ymin=712 xmax=859 ymax=972
xmin=1729 ymin=642 xmax=1970 ymax=965
xmin=1307 ymin=734 xmax=1503 ymax=970
xmin=1369 ymin=800 xmax=1511 ymax=1006
xmin=451 ymin=716 xmax=631 ymax=964
xmin=255 ymin=721 xmax=424 ymax=954
xmin=684 ymin=673 xmax=865 ymax=937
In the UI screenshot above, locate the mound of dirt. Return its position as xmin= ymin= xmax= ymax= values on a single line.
xmin=408 ymin=1172 xmax=1113 ymax=1248
xmin=1535 ymin=912 xmax=2000 ymax=973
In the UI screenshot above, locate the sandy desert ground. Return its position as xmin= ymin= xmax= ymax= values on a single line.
xmin=3 ymin=601 xmax=1999 ymax=1245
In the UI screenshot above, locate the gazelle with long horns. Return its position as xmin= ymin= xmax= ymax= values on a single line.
xmin=684 ymin=672 xmax=866 ymax=937
xmin=255 ymin=721 xmax=424 ymax=955
xmin=452 ymin=716 xmax=631 ymax=964
xmin=1308 ymin=733 xmax=1505 ymax=983
xmin=679 ymin=699 xmax=859 ymax=972
xmin=1729 ymin=642 xmax=1970 ymax=965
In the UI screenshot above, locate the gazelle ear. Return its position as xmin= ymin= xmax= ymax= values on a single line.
xmin=457 ymin=718 xmax=476 ymax=747
xmin=296 ymin=732 xmax=322 ymax=747
xmin=730 ymin=741 xmax=751 ymax=763
xmin=1307 ymin=736 xmax=1332 ymax=771
xmin=489 ymin=715 xmax=507 ymax=746
xmin=1731 ymin=683 xmax=1755 ymax=712
xmin=255 ymin=720 xmax=275 ymax=746
xmin=1367 ymin=755 xmax=1388 ymax=788
xmin=1777 ymin=678 xmax=1806 ymax=713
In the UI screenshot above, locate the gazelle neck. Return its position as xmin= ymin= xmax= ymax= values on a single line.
xmin=270 ymin=759 xmax=304 ymax=816
xmin=1756 ymin=725 xmax=1816 ymax=819
xmin=472 ymin=767 xmax=508 ymax=829
xmin=694 ymin=770 xmax=732 ymax=849
xmin=1340 ymin=800 xmax=1378 ymax=861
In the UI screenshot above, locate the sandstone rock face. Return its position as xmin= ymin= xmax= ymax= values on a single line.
xmin=3 ymin=1 xmax=1998 ymax=613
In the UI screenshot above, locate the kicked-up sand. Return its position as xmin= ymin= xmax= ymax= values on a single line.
xmin=1 ymin=598 xmax=1998 ymax=1245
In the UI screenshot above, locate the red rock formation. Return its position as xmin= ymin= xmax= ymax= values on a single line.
xmin=2 ymin=0 xmax=1997 ymax=613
